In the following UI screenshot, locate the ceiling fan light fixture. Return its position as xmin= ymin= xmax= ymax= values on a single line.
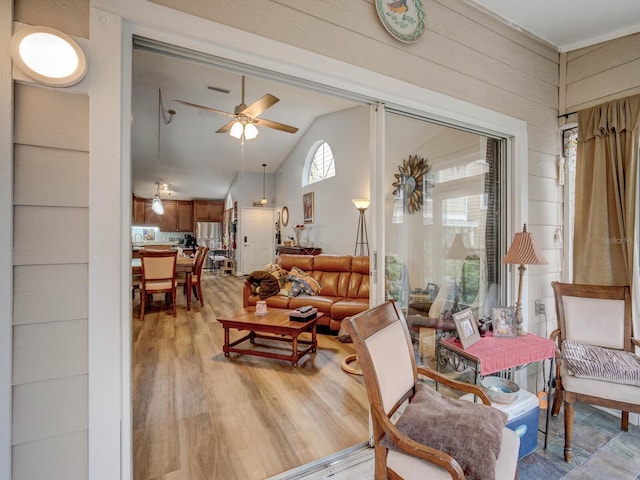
xmin=244 ymin=122 xmax=259 ymax=140
xmin=229 ymin=120 xmax=244 ymax=140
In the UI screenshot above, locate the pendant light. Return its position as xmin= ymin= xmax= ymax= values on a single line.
xmin=260 ymin=163 xmax=268 ymax=205
xmin=152 ymin=181 xmax=164 ymax=215
xmin=152 ymin=88 xmax=176 ymax=215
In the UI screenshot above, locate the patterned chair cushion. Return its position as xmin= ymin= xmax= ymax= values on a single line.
xmin=563 ymin=340 xmax=640 ymax=386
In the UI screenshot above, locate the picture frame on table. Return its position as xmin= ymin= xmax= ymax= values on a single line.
xmin=453 ymin=308 xmax=480 ymax=349
xmin=303 ymin=192 xmax=314 ymax=224
xmin=493 ymin=306 xmax=517 ymax=338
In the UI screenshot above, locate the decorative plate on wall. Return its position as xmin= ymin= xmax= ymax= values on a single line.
xmin=375 ymin=0 xmax=426 ymax=43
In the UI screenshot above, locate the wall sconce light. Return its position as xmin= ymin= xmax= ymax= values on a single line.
xmin=9 ymin=26 xmax=87 ymax=87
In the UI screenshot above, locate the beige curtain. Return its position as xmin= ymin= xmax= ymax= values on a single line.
xmin=574 ymin=95 xmax=640 ymax=285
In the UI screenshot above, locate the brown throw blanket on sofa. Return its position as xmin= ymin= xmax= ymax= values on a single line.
xmin=247 ymin=270 xmax=280 ymax=300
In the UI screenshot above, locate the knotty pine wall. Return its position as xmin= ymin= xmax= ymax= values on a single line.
xmin=10 ymin=1 xmax=89 ymax=479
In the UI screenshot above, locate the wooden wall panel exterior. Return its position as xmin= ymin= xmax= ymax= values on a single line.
xmin=10 ymin=2 xmax=90 ymax=477
xmin=12 ymin=431 xmax=88 ymax=480
xmin=14 ymin=0 xmax=89 ymax=38
xmin=13 ymin=206 xmax=88 ymax=265
xmin=11 ymin=375 xmax=88 ymax=445
xmin=14 ymin=84 xmax=89 ymax=151
xmin=14 ymin=145 xmax=89 ymax=207
xmin=564 ymin=32 xmax=640 ymax=112
xmin=13 ymin=264 xmax=88 ymax=325
xmin=13 ymin=319 xmax=88 ymax=385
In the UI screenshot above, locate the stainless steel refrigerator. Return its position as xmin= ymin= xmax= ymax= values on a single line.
xmin=196 ymin=221 xmax=222 ymax=269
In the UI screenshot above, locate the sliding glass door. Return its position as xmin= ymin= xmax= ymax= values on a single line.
xmin=383 ymin=111 xmax=506 ymax=336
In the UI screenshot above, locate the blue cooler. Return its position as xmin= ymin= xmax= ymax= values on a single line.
xmin=493 ymin=389 xmax=539 ymax=458
xmin=462 ymin=389 xmax=539 ymax=459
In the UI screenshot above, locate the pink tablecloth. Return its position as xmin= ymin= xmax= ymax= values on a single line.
xmin=441 ymin=332 xmax=555 ymax=376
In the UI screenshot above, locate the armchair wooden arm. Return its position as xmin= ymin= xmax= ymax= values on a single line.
xmin=417 ymin=366 xmax=491 ymax=405
xmin=371 ymin=402 xmax=465 ymax=480
xmin=632 ymin=337 xmax=640 ymax=349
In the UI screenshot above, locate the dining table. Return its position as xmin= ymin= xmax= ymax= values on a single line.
xmin=132 ymin=255 xmax=196 ymax=311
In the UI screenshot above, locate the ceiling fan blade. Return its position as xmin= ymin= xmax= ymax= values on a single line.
xmin=172 ymin=99 xmax=236 ymax=118
xmin=215 ymin=120 xmax=235 ymax=134
xmin=253 ymin=117 xmax=299 ymax=134
xmin=241 ymin=94 xmax=279 ymax=117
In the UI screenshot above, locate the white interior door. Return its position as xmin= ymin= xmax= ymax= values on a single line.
xmin=242 ymin=207 xmax=274 ymax=274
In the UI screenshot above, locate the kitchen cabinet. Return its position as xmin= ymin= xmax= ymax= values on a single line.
xmin=176 ymin=201 xmax=193 ymax=232
xmin=158 ymin=201 xmax=177 ymax=232
xmin=132 ymin=196 xmax=146 ymax=225
xmin=193 ymin=200 xmax=224 ymax=222
xmin=132 ymin=197 xmax=195 ymax=232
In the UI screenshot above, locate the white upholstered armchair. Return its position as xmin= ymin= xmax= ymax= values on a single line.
xmin=550 ymin=282 xmax=640 ymax=462
xmin=344 ymin=301 xmax=519 ymax=479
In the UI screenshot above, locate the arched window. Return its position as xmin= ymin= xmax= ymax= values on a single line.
xmin=304 ymin=140 xmax=335 ymax=185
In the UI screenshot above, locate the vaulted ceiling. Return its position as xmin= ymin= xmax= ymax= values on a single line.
xmin=131 ymin=3 xmax=640 ymax=201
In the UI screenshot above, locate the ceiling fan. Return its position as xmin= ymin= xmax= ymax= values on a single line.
xmin=173 ymin=76 xmax=299 ymax=141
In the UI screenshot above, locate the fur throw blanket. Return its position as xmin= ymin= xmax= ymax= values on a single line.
xmin=381 ymin=383 xmax=507 ymax=480
xmin=247 ymin=270 xmax=280 ymax=300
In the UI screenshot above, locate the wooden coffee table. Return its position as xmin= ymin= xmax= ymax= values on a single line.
xmin=217 ymin=307 xmax=321 ymax=366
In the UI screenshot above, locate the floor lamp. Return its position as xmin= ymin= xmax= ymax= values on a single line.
xmin=502 ymin=224 xmax=548 ymax=335
xmin=343 ymin=199 xmax=370 ymax=376
xmin=353 ymin=199 xmax=370 ymax=257
xmin=445 ymin=233 xmax=469 ymax=309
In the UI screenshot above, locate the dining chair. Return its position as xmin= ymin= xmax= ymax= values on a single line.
xmin=344 ymin=300 xmax=519 ymax=479
xmin=550 ymin=281 xmax=640 ymax=462
xmin=139 ymin=249 xmax=178 ymax=318
xmin=179 ymin=246 xmax=209 ymax=306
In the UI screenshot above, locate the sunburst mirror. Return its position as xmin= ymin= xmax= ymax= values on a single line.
xmin=392 ymin=154 xmax=431 ymax=214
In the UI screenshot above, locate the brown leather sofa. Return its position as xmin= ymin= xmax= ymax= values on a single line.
xmin=242 ymin=254 xmax=370 ymax=331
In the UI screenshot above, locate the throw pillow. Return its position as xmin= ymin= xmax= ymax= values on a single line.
xmin=380 ymin=384 xmax=507 ymax=480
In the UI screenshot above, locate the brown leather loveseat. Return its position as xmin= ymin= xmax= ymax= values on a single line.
xmin=243 ymin=254 xmax=370 ymax=331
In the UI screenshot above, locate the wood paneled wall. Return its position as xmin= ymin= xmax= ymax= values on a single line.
xmin=564 ymin=32 xmax=640 ymax=113
xmin=11 ymin=1 xmax=89 ymax=478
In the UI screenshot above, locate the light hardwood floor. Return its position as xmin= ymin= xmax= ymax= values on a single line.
xmin=132 ymin=271 xmax=370 ymax=480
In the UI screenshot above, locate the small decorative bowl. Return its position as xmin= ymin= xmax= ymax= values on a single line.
xmin=481 ymin=376 xmax=520 ymax=404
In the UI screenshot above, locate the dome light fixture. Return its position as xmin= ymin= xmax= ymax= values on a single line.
xmin=9 ymin=26 xmax=87 ymax=87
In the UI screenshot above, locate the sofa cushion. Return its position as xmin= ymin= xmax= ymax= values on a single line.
xmin=289 ymin=295 xmax=338 ymax=314
xmin=331 ymin=298 xmax=369 ymax=320
xmin=278 ymin=254 xmax=314 ymax=272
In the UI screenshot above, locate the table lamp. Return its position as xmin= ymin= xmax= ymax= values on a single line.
xmin=502 ymin=224 xmax=548 ymax=335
